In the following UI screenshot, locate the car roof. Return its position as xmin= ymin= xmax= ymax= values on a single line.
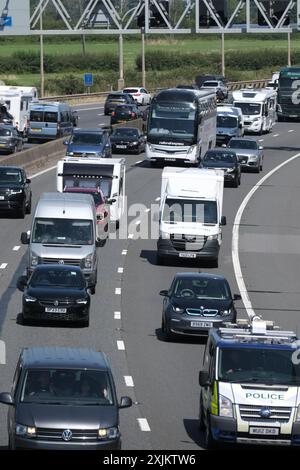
xmin=174 ymin=272 xmax=227 ymax=282
xmin=206 ymin=149 xmax=235 ymax=154
xmin=107 ymin=92 xmax=130 ymax=97
xmin=72 ymin=128 xmax=103 ymax=134
xmin=21 ymin=347 xmax=110 ymax=370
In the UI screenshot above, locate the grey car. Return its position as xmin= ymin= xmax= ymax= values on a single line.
xmin=227 ymin=137 xmax=264 ymax=173
xmin=0 ymin=124 xmax=23 ymax=154
xmin=0 ymin=347 xmax=132 ymax=450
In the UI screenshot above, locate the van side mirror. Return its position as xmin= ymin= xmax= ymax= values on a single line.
xmin=0 ymin=392 xmax=14 ymax=406
xmin=26 ymin=178 xmax=31 ymax=184
xmin=159 ymin=290 xmax=169 ymax=297
xmin=199 ymin=371 xmax=211 ymax=387
xmin=220 ymin=216 xmax=227 ymax=226
xmin=233 ymin=294 xmax=241 ymax=301
xmin=21 ymin=231 xmax=30 ymax=244
xmin=119 ymin=396 xmax=132 ymax=409
xmin=17 ymin=275 xmax=28 ymax=292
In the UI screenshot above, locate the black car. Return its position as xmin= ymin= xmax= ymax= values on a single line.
xmin=0 ymin=166 xmax=32 ymax=218
xmin=18 ymin=265 xmax=91 ymax=326
xmin=104 ymin=92 xmax=135 ymax=116
xmin=64 ymin=128 xmax=112 ymax=158
xmin=160 ymin=273 xmax=241 ymax=341
xmin=0 ymin=124 xmax=23 ymax=154
xmin=0 ymin=347 xmax=132 ymax=449
xmin=110 ymin=104 xmax=142 ymax=125
xmin=200 ymin=149 xmax=241 ymax=187
xmin=111 ymin=127 xmax=146 ymax=154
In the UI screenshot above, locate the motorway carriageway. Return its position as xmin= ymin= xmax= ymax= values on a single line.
xmin=0 ymin=106 xmax=299 ymax=450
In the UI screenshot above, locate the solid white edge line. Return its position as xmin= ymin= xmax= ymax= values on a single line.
xmin=117 ymin=340 xmax=125 ymax=350
xmin=0 ymin=263 xmax=7 ymax=269
xmin=124 ymin=376 xmax=134 ymax=387
xmin=137 ymin=418 xmax=151 ymax=432
xmin=135 ymin=160 xmax=142 ymax=164
xmin=114 ymin=311 xmax=121 ymax=319
xmin=232 ymin=151 xmax=300 ymax=321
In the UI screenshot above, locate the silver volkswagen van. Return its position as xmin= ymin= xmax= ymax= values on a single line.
xmin=21 ymin=192 xmax=98 ymax=292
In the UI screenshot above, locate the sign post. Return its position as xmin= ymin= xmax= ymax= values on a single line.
xmin=84 ymin=73 xmax=93 ymax=94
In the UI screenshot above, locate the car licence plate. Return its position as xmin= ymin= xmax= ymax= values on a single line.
xmin=190 ymin=321 xmax=213 ymax=328
xmin=249 ymin=427 xmax=279 ymax=436
xmin=179 ymin=252 xmax=196 ymax=258
xmin=45 ymin=307 xmax=67 ymax=313
xmin=164 ymin=158 xmax=176 ymax=161
xmin=116 ymin=145 xmax=127 ymax=149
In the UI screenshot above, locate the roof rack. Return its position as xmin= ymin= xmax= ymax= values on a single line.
xmin=218 ymin=317 xmax=297 ymax=342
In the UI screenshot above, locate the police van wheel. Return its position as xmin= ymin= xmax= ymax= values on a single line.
xmin=199 ymin=398 xmax=206 ymax=431
xmin=204 ymin=419 xmax=218 ymax=449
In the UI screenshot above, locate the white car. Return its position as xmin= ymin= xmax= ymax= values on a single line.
xmin=123 ymin=87 xmax=151 ymax=106
xmin=201 ymin=80 xmax=228 ymax=99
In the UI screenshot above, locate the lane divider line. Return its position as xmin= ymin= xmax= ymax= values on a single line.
xmin=118 ymin=267 xmax=124 ymax=274
xmin=273 ymin=134 xmax=279 ymax=137
xmin=117 ymin=340 xmax=125 ymax=350
xmin=288 ymin=129 xmax=294 ymax=133
xmin=0 ymin=263 xmax=7 ymax=269
xmin=124 ymin=376 xmax=134 ymax=387
xmin=137 ymin=418 xmax=151 ymax=432
xmin=115 ymin=288 xmax=121 ymax=295
xmin=12 ymin=246 xmax=20 ymax=251
xmin=232 ymin=151 xmax=300 ymax=320
xmin=114 ymin=311 xmax=121 ymax=320
xmin=122 ymin=250 xmax=127 ymax=255
xmin=155 ymin=197 xmax=160 ymax=202
xmin=258 ymin=139 xmax=264 ymax=142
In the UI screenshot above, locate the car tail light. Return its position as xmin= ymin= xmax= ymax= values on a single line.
xmin=131 ymin=112 xmax=136 ymax=118
xmin=134 ymin=93 xmax=141 ymax=96
xmin=111 ymin=111 xmax=115 ymax=116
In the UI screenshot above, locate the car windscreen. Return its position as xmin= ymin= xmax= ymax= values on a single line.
xmin=70 ymin=133 xmax=103 ymax=145
xmin=20 ymin=369 xmax=114 ymax=405
xmin=32 ymin=218 xmax=94 ymax=245
xmin=228 ymin=139 xmax=257 ymax=150
xmin=30 ymin=268 xmax=85 ymax=289
xmin=163 ymin=198 xmax=217 ymax=224
xmin=0 ymin=128 xmax=12 ymax=136
xmin=217 ymin=115 xmax=237 ymax=128
xmin=0 ymin=168 xmax=22 ymax=183
xmin=233 ymin=102 xmax=261 ymax=115
xmin=203 ymin=151 xmax=236 ymax=163
xmin=108 ymin=94 xmax=125 ymax=101
xmin=173 ymin=278 xmax=230 ymax=299
xmin=218 ymin=348 xmax=300 ymax=385
xmin=279 ymin=76 xmax=300 ymax=88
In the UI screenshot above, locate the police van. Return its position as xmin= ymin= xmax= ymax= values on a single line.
xmin=199 ymin=318 xmax=300 ymax=448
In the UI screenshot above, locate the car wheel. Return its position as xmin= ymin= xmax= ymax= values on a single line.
xmin=199 ymin=396 xmax=206 ymax=431
xmin=204 ymin=417 xmax=218 ymax=449
xmin=233 ymin=175 xmax=239 ymax=188
xmin=210 ymin=258 xmax=218 ymax=268
xmin=254 ymin=164 xmax=260 ymax=173
xmin=260 ymin=159 xmax=263 ymax=171
xmin=12 ymin=145 xmax=17 ymax=154
xmin=161 ymin=317 xmax=173 ymax=342
xmin=8 ymin=435 xmax=15 ymax=450
xmin=26 ymin=195 xmax=32 ymax=214
xmin=238 ymin=174 xmax=241 ymax=185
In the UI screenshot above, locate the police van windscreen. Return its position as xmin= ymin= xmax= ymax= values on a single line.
xmin=217 ymin=115 xmax=237 ymax=128
xmin=233 ymin=102 xmax=261 ymax=116
xmin=218 ymin=347 xmax=300 ymax=385
xmin=30 ymin=111 xmax=58 ymax=122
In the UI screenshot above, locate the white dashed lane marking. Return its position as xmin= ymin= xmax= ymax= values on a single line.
xmin=117 ymin=267 xmax=124 ymax=274
xmin=288 ymin=129 xmax=295 ymax=133
xmin=0 ymin=263 xmax=7 ymax=269
xmin=122 ymin=250 xmax=127 ymax=255
xmin=137 ymin=419 xmax=151 ymax=432
xmin=273 ymin=134 xmax=279 ymax=137
xmin=124 ymin=376 xmax=134 ymax=387
xmin=117 ymin=340 xmax=125 ymax=350
xmin=114 ymin=311 xmax=121 ymax=320
xmin=115 ymin=288 xmax=121 ymax=295
xmin=13 ymin=246 xmax=20 ymax=251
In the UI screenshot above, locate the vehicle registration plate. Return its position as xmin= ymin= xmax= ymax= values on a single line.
xmin=116 ymin=145 xmax=127 ymax=149
xmin=165 ymin=158 xmax=176 ymax=161
xmin=179 ymin=252 xmax=196 ymax=258
xmin=190 ymin=321 xmax=213 ymax=328
xmin=249 ymin=427 xmax=279 ymax=436
xmin=45 ymin=307 xmax=67 ymax=313
xmin=0 ymin=196 xmax=4 ymax=200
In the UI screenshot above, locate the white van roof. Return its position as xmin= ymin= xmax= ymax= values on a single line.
xmin=232 ymin=88 xmax=277 ymax=103
xmin=35 ymin=192 xmax=95 ymax=219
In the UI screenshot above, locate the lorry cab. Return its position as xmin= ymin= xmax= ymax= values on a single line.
xmin=199 ymin=318 xmax=300 ymax=448
xmin=232 ymin=88 xmax=277 ymax=135
xmin=216 ymin=105 xmax=244 ymax=145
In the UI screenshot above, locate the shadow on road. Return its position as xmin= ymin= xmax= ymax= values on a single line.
xmin=140 ymin=250 xmax=216 ymax=270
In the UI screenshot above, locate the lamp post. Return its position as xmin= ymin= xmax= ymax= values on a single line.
xmin=287 ymin=31 xmax=291 ymax=67
xmin=141 ymin=27 xmax=146 ymax=88
xmin=40 ymin=3 xmax=44 ymax=98
xmin=118 ymin=33 xmax=125 ymax=90
xmin=221 ymin=32 xmax=225 ymax=77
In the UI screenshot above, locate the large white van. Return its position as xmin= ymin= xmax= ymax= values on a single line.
xmin=21 ymin=192 xmax=99 ymax=293
xmin=0 ymin=86 xmax=38 ymax=135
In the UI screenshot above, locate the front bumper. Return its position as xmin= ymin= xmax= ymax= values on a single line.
xmin=157 ymin=238 xmax=220 ymax=262
xmin=23 ymin=303 xmax=89 ymax=322
xmin=0 ymin=194 xmax=25 ymax=211
xmin=14 ymin=436 xmax=121 ymax=450
xmin=167 ymin=315 xmax=232 ymax=336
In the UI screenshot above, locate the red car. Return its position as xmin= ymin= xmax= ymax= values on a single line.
xmin=64 ymin=187 xmax=110 ymax=244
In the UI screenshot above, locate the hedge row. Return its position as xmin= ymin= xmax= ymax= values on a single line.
xmin=136 ymin=49 xmax=300 ymax=71
xmin=0 ymin=51 xmax=118 ymax=73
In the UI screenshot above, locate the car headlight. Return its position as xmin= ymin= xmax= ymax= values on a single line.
xmin=98 ymin=426 xmax=119 ymax=440
xmin=219 ymin=395 xmax=233 ymax=418
xmin=24 ymin=295 xmax=37 ymax=303
xmin=76 ymin=298 xmax=88 ymax=305
xmin=66 ymin=152 xmax=74 ymax=156
xmin=187 ymin=145 xmax=196 ymax=155
xmin=171 ymin=305 xmax=185 ymax=313
xmin=148 ymin=143 xmax=154 ymax=152
xmin=249 ymin=155 xmax=258 ymax=161
xmin=207 ymin=234 xmax=218 ymax=240
xmin=30 ymin=253 xmax=39 ymax=266
xmin=8 ymin=189 xmax=23 ymax=195
xmin=16 ymin=424 xmax=36 ymax=437
xmin=130 ymin=141 xmax=138 ymax=146
xmin=220 ymin=308 xmax=232 ymax=316
xmin=84 ymin=254 xmax=93 ymax=269
xmin=226 ymin=168 xmax=235 ymax=173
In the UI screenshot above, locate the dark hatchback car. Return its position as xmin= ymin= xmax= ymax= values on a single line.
xmin=0 ymin=347 xmax=132 ymax=449
xmin=0 ymin=166 xmax=31 ymax=218
xmin=160 ymin=273 xmax=241 ymax=341
xmin=64 ymin=128 xmax=112 ymax=158
xmin=111 ymin=127 xmax=146 ymax=154
xmin=104 ymin=92 xmax=135 ymax=116
xmin=200 ymin=149 xmax=241 ymax=187
xmin=110 ymin=104 xmax=142 ymax=125
xmin=18 ymin=264 xmax=91 ymax=326
xmin=0 ymin=124 xmax=23 ymax=154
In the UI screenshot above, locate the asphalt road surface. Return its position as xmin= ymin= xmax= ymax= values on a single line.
xmin=0 ymin=108 xmax=299 ymax=450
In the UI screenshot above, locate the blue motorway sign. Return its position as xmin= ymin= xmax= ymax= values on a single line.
xmin=0 ymin=16 xmax=12 ymax=28
xmin=84 ymin=73 xmax=93 ymax=87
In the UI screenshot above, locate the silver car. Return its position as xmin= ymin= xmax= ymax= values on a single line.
xmin=226 ymin=137 xmax=264 ymax=173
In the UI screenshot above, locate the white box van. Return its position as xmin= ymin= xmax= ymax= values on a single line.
xmin=21 ymin=192 xmax=99 ymax=292
xmin=157 ymin=167 xmax=226 ymax=267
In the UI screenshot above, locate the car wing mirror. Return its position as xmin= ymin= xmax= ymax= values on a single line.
xmin=17 ymin=275 xmax=28 ymax=292
xmin=119 ymin=396 xmax=132 ymax=409
xmin=0 ymin=392 xmax=14 ymax=406
xmin=21 ymin=231 xmax=30 ymax=244
xmin=159 ymin=290 xmax=169 ymax=297
xmin=199 ymin=371 xmax=211 ymax=387
xmin=233 ymin=294 xmax=241 ymax=301
xmin=220 ymin=216 xmax=227 ymax=226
